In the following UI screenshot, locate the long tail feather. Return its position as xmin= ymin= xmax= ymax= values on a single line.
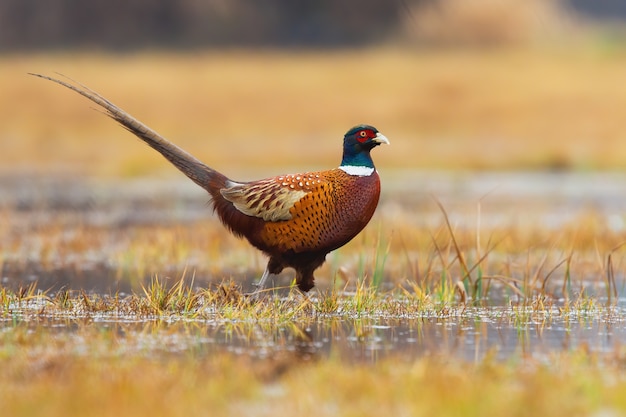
xmin=29 ymin=73 xmax=226 ymax=191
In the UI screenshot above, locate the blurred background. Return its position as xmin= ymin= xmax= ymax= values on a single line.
xmin=1 ymin=0 xmax=626 ymax=178
xmin=3 ymin=0 xmax=626 ymax=291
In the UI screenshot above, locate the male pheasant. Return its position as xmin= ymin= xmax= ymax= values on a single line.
xmin=31 ymin=74 xmax=389 ymax=293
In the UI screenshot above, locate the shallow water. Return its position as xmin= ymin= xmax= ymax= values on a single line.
xmin=3 ymin=306 xmax=625 ymax=363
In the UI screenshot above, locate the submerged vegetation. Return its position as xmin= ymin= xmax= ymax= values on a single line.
xmin=0 ymin=275 xmax=609 ymax=321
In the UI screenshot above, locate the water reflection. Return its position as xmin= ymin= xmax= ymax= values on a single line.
xmin=3 ymin=310 xmax=625 ymax=363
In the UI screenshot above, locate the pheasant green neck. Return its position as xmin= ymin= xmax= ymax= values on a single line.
xmin=339 ymin=151 xmax=375 ymax=176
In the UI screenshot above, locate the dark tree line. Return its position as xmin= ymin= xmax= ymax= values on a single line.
xmin=0 ymin=0 xmax=409 ymax=51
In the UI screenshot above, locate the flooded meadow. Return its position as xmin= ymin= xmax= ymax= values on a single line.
xmin=4 ymin=171 xmax=626 ymax=366
xmin=5 ymin=47 xmax=626 ymax=415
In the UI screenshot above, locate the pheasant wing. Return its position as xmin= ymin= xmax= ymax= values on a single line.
xmin=220 ymin=177 xmax=309 ymax=222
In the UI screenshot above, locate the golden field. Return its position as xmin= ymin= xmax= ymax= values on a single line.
xmin=2 ymin=45 xmax=626 ymax=177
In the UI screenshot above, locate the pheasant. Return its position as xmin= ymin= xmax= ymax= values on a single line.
xmin=31 ymin=74 xmax=389 ymax=293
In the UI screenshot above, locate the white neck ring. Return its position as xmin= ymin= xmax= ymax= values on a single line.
xmin=339 ymin=165 xmax=375 ymax=176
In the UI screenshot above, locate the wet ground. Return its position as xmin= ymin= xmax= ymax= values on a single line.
xmin=3 ymin=170 xmax=626 ymax=362
xmin=5 ymin=303 xmax=625 ymax=364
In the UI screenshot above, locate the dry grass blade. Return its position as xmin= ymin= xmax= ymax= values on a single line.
xmin=435 ymin=199 xmax=471 ymax=279
xmin=433 ymin=199 xmax=504 ymax=302
xmin=479 ymin=275 xmax=525 ymax=299
xmin=540 ymin=255 xmax=571 ymax=294
xmin=604 ymin=241 xmax=626 ymax=306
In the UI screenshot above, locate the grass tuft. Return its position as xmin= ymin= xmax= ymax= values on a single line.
xmin=140 ymin=272 xmax=202 ymax=316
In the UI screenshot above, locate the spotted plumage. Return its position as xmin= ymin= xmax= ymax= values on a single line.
xmin=31 ymin=73 xmax=389 ymax=294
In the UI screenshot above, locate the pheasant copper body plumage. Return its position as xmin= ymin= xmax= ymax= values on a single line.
xmin=31 ymin=74 xmax=389 ymax=293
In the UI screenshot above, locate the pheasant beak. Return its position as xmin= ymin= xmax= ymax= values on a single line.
xmin=373 ymin=132 xmax=390 ymax=145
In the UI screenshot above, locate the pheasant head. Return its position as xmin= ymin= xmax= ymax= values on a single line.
xmin=340 ymin=125 xmax=389 ymax=176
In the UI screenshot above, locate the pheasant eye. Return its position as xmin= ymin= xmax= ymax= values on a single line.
xmin=357 ymin=130 xmax=369 ymax=143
